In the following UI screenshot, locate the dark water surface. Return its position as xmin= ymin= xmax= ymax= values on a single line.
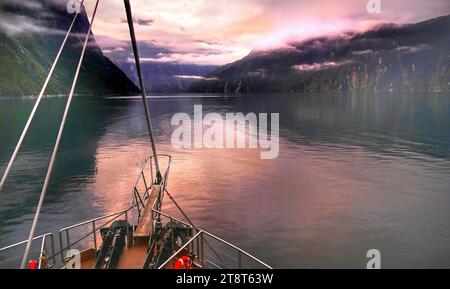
xmin=1 ymin=92 xmax=450 ymax=268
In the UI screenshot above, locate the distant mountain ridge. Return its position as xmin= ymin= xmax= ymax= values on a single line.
xmin=189 ymin=14 xmax=450 ymax=94
xmin=0 ymin=0 xmax=139 ymax=97
xmin=98 ymin=34 xmax=219 ymax=93
xmin=117 ymin=60 xmax=217 ymax=93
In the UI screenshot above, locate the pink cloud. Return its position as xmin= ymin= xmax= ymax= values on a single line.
xmin=83 ymin=0 xmax=450 ymax=65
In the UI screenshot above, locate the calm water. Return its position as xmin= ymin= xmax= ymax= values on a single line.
xmin=1 ymin=92 xmax=450 ymax=268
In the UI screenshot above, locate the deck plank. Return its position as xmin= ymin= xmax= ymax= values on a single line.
xmin=134 ymin=185 xmax=160 ymax=239
xmin=116 ymin=242 xmax=148 ymax=269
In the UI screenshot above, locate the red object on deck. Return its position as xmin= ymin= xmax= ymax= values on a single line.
xmin=173 ymin=256 xmax=192 ymax=269
xmin=28 ymin=260 xmax=38 ymax=269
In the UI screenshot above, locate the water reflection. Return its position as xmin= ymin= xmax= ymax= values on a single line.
xmin=1 ymin=92 xmax=450 ymax=268
xmin=0 ymin=97 xmax=127 ymax=242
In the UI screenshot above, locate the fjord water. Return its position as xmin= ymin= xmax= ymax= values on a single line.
xmin=0 ymin=92 xmax=450 ymax=268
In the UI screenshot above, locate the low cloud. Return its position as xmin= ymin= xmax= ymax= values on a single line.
xmin=248 ymin=69 xmax=267 ymax=77
xmin=0 ymin=0 xmax=43 ymax=11
xmin=292 ymin=60 xmax=353 ymax=72
xmin=173 ymin=75 xmax=218 ymax=80
xmin=121 ymin=17 xmax=154 ymax=26
xmin=126 ymin=52 xmax=232 ymax=65
xmin=0 ymin=13 xmax=48 ymax=36
xmin=136 ymin=18 xmax=154 ymax=26
xmin=393 ymin=44 xmax=433 ymax=54
xmin=353 ymin=49 xmax=374 ymax=56
xmin=0 ymin=1 xmax=68 ymax=36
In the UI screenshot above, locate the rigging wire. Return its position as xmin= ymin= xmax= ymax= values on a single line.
xmin=0 ymin=0 xmax=86 ymax=192
xmin=123 ymin=0 xmax=162 ymax=184
xmin=20 ymin=0 xmax=101 ymax=269
xmin=164 ymin=188 xmax=229 ymax=269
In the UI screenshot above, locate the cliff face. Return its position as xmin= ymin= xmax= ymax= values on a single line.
xmin=189 ymin=15 xmax=450 ymax=94
xmin=0 ymin=0 xmax=139 ymax=97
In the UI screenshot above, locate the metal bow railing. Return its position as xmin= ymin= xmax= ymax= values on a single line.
xmin=0 ymin=154 xmax=272 ymax=269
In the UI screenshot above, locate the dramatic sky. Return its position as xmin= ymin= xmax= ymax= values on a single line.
xmin=81 ymin=0 xmax=450 ymax=65
xmin=14 ymin=0 xmax=450 ymax=66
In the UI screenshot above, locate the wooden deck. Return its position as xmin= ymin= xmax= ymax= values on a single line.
xmin=80 ymin=243 xmax=149 ymax=269
xmin=80 ymin=185 xmax=162 ymax=269
xmin=134 ymin=185 xmax=160 ymax=241
xmin=78 ymin=184 xmax=201 ymax=269
xmin=116 ymin=242 xmax=148 ymax=269
xmin=80 ymin=248 xmax=97 ymax=269
xmin=79 ymin=243 xmax=201 ymax=269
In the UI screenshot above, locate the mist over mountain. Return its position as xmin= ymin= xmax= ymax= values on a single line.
xmin=0 ymin=0 xmax=139 ymax=97
xmin=120 ymin=61 xmax=217 ymax=93
xmin=189 ymin=14 xmax=450 ymax=94
xmin=99 ymin=39 xmax=218 ymax=93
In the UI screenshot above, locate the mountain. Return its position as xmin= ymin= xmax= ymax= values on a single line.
xmin=117 ymin=61 xmax=217 ymax=93
xmin=0 ymin=0 xmax=139 ymax=97
xmin=189 ymin=14 xmax=450 ymax=94
xmin=101 ymin=40 xmax=218 ymax=93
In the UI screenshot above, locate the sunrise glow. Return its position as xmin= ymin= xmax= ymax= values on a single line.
xmin=83 ymin=0 xmax=450 ymax=65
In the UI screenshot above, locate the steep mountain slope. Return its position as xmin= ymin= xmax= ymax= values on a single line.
xmin=189 ymin=14 xmax=450 ymax=94
xmin=117 ymin=61 xmax=217 ymax=93
xmin=0 ymin=0 xmax=139 ymax=97
xmin=102 ymin=40 xmax=218 ymax=93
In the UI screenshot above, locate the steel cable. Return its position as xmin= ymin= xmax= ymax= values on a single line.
xmin=20 ymin=0 xmax=101 ymax=269
xmin=0 ymin=0 xmax=86 ymax=191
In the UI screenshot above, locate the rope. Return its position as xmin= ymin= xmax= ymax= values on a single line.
xmin=20 ymin=0 xmax=101 ymax=269
xmin=164 ymin=188 xmax=229 ymax=269
xmin=0 ymin=1 xmax=85 ymax=192
xmin=165 ymin=189 xmax=195 ymax=228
